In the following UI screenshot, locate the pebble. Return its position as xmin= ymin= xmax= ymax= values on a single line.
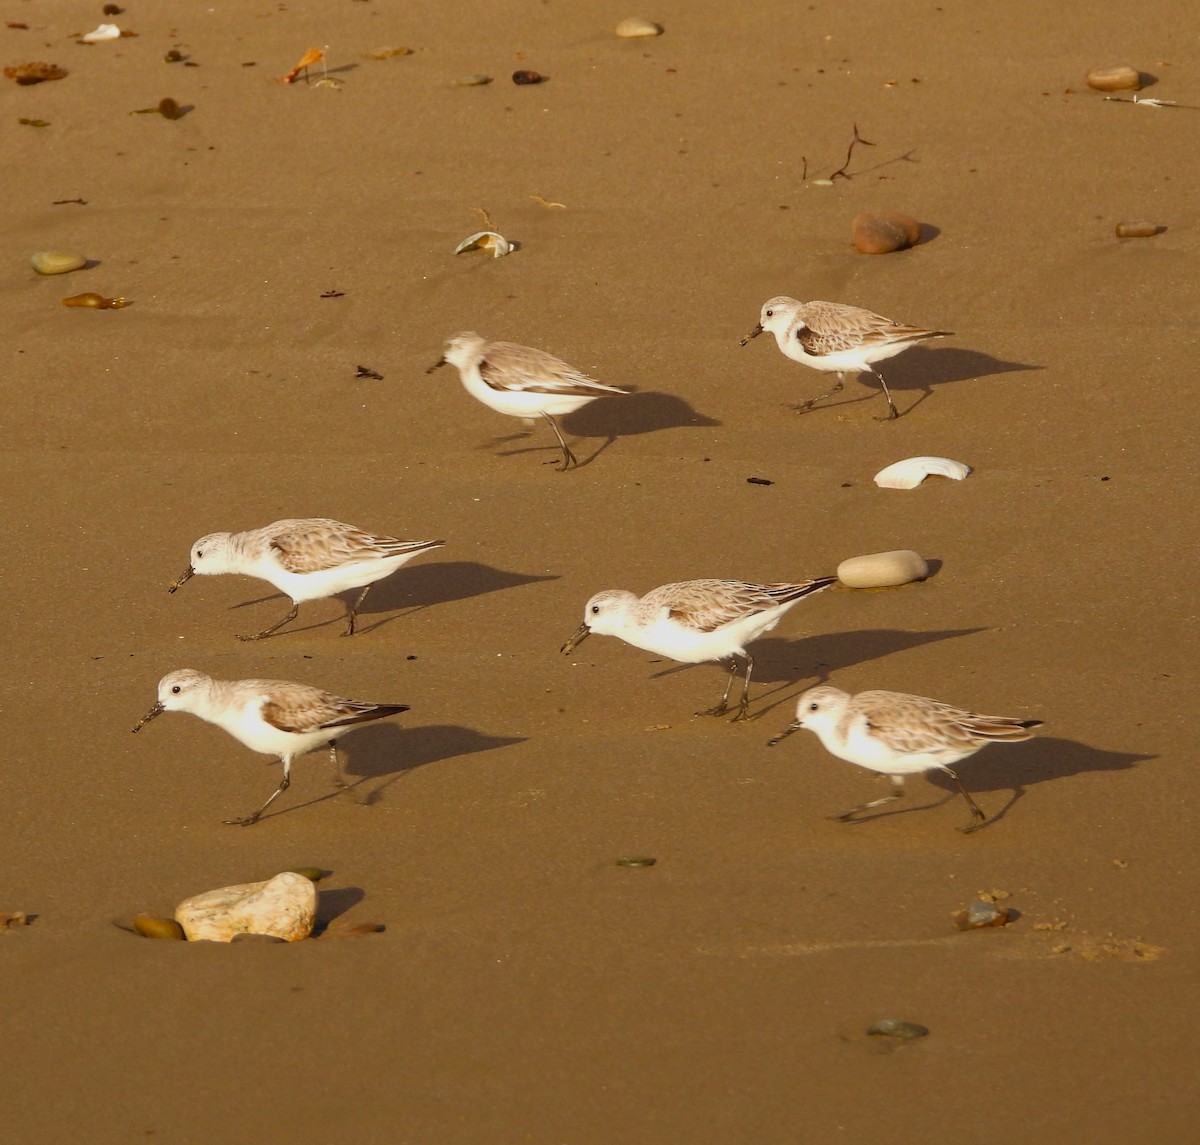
xmin=512 ymin=70 xmax=547 ymax=85
xmin=852 ymin=210 xmax=920 ymax=254
xmin=1086 ymin=65 xmax=1142 ymax=92
xmin=867 ymin=1019 xmax=929 ymax=1040
xmin=31 ymin=251 xmax=86 ymax=275
xmin=1115 ymin=221 xmax=1162 ymax=238
xmin=615 ymin=17 xmax=663 ymax=38
xmin=837 ymin=550 xmax=928 ymax=589
xmin=174 ymin=871 xmax=317 ymax=943
xmin=616 ymin=857 xmax=657 ymax=868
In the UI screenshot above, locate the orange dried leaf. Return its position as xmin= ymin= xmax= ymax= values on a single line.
xmin=279 ymin=47 xmax=324 ymax=84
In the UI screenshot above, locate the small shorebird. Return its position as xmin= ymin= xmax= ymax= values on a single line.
xmin=740 ymin=296 xmax=952 ymax=419
xmin=132 ymin=669 xmax=410 ymax=825
xmin=168 ymin=518 xmax=444 ymax=640
xmin=561 ymin=576 xmax=837 ymax=720
xmin=428 ymin=332 xmax=628 ymax=470
xmin=769 ymin=685 xmax=1043 ymax=832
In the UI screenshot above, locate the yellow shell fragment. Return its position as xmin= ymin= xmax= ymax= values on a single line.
xmin=615 ymin=17 xmax=663 ymax=38
xmin=873 ymin=456 xmax=971 ymax=489
xmin=454 ymin=231 xmax=512 ymax=259
xmin=32 ymin=251 xmax=86 ymax=275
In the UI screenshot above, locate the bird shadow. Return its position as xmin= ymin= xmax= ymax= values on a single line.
xmin=822 ymin=739 xmax=1156 ymax=832
xmin=647 ymin=627 xmax=987 ymax=720
xmin=223 ymin=561 xmax=557 ymax=637
xmin=357 ymin=561 xmax=559 ymax=629
xmin=492 ymin=392 xmax=722 ymax=470
xmin=793 ymin=347 xmax=1044 ymax=419
xmin=253 ymin=723 xmax=525 ymax=823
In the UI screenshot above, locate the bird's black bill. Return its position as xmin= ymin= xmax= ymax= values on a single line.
xmin=132 ymin=702 xmax=164 ymax=733
xmin=425 ymin=356 xmax=447 ymax=375
xmin=766 ymin=721 xmax=801 ymax=747
xmin=739 ymin=323 xmax=763 ymax=347
xmin=560 ymin=624 xmax=590 ymax=655
xmin=167 ymin=566 xmax=194 ymax=594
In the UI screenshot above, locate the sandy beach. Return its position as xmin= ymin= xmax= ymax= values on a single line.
xmin=3 ymin=2 xmax=1198 ymax=1141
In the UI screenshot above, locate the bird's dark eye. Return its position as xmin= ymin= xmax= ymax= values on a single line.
xmin=195 ymin=550 xmax=203 ymax=558
xmin=765 ymin=309 xmax=774 ymax=317
xmin=172 ymin=685 xmax=182 ymax=694
xmin=808 ymin=702 xmax=819 ymax=711
xmin=590 ymin=604 xmax=600 ymax=615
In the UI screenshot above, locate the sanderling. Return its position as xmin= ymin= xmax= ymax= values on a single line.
xmin=168 ymin=518 xmax=444 ymax=640
xmin=428 ymin=332 xmax=628 ymax=470
xmin=740 ymin=296 xmax=953 ymax=419
xmin=561 ymin=576 xmax=837 ymax=720
xmin=132 ymin=669 xmax=409 ymax=825
xmin=768 ymin=685 xmax=1043 ymax=832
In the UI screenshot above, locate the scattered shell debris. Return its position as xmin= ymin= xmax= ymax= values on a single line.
xmin=853 ymin=210 xmax=921 ymax=254
xmin=954 ymin=900 xmax=1013 ymax=930
xmin=867 ymin=1019 xmax=928 ymax=1040
xmin=368 ymin=46 xmax=412 ymax=60
xmin=873 ymin=456 xmax=971 ymax=489
xmin=455 ymin=230 xmax=513 ymax=258
xmin=31 ymin=251 xmax=86 ymax=275
xmin=454 ymin=74 xmax=492 ymax=86
xmin=616 ymin=856 xmax=657 ymax=868
xmin=615 ymin=17 xmax=663 ymax=38
xmin=62 ymin=293 xmax=126 ymax=309
xmin=4 ymin=62 xmax=67 ymax=84
xmin=837 ymin=550 xmax=929 ymax=589
xmin=1115 ymin=221 xmax=1163 ymax=238
xmin=1086 ymin=64 xmax=1142 ymax=92
xmin=81 ymin=24 xmax=121 ymax=43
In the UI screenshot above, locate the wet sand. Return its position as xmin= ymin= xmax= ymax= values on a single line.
xmin=3 ymin=2 xmax=1198 ymax=1141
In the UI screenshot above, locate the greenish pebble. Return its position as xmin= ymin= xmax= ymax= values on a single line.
xmin=31 ymin=251 xmax=86 ymax=275
xmin=616 ymin=856 xmax=656 ymax=868
xmin=132 ymin=914 xmax=186 ymax=941
xmin=867 ymin=1019 xmax=929 ymax=1040
xmin=287 ymin=867 xmax=332 ymax=882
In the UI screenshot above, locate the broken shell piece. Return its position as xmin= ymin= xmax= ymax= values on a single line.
xmin=873 ymin=456 xmax=971 ymax=489
xmin=454 ymin=74 xmax=492 ymax=86
xmin=1115 ymin=221 xmax=1163 ymax=238
xmin=81 ymin=23 xmax=122 ymax=42
xmin=867 ymin=1019 xmax=929 ymax=1040
xmin=454 ymin=230 xmax=512 ymax=259
xmin=837 ymin=550 xmax=929 ymax=589
xmin=62 ymin=292 xmax=126 ymax=309
xmin=615 ymin=17 xmax=663 ymax=38
xmin=175 ymin=871 xmax=317 ymax=943
xmin=132 ymin=914 xmax=186 ymax=940
xmin=954 ymin=900 xmax=1013 ymax=930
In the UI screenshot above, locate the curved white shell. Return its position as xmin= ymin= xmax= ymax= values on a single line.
xmin=454 ymin=231 xmax=512 ymax=259
xmin=82 ymin=23 xmax=122 ymax=42
xmin=873 ymin=456 xmax=971 ymax=490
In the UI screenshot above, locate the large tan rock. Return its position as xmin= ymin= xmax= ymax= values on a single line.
xmin=175 ymin=871 xmax=317 ymax=943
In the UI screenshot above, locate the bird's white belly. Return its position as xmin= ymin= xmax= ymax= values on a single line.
xmin=462 ymin=372 xmax=592 ymax=419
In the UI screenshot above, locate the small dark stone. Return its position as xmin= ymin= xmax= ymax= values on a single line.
xmin=616 ymin=856 xmax=656 ymax=868
xmin=746 ymin=476 xmax=774 ymax=486
xmin=512 ymin=70 xmax=546 ymax=85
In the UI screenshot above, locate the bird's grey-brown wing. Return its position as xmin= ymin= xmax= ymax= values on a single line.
xmin=479 ymin=342 xmax=628 ymax=397
xmin=796 ymin=301 xmax=941 ymax=357
xmin=268 ymin=520 xmax=439 ymax=574
xmin=855 ymin=690 xmax=1039 ymax=753
xmin=260 ymin=683 xmax=407 ymax=734
xmin=652 ymin=578 xmax=831 ymax=632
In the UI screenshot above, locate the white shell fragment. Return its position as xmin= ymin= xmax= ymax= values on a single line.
xmin=615 ymin=17 xmax=663 ymax=38
xmin=837 ymin=550 xmax=929 ymax=589
xmin=174 ymin=871 xmax=317 ymax=943
xmin=873 ymin=456 xmax=971 ymax=490
xmin=454 ymin=231 xmax=512 ymax=259
xmin=81 ymin=23 xmax=122 ymax=43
